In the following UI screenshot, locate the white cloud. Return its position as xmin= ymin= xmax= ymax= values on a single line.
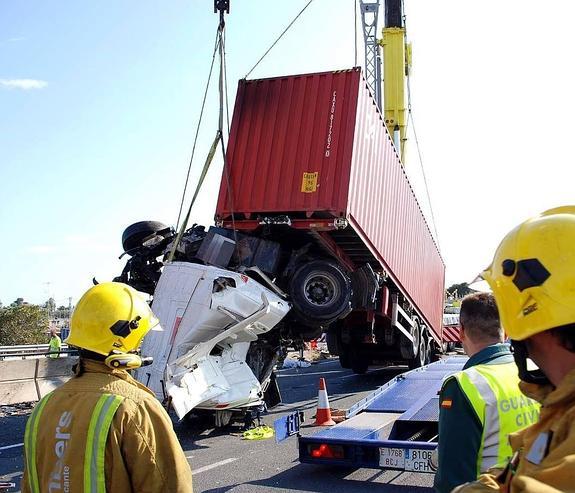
xmin=0 ymin=78 xmax=47 ymax=90
xmin=7 ymin=37 xmax=26 ymax=42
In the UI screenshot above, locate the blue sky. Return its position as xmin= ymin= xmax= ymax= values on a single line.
xmin=2 ymin=0 xmax=575 ymax=306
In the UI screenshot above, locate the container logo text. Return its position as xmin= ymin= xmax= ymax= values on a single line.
xmin=325 ymin=91 xmax=337 ymax=157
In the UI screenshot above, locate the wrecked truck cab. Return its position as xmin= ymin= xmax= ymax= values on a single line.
xmin=134 ymin=261 xmax=290 ymax=421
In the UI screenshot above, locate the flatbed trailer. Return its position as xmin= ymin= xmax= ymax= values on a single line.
xmin=296 ymin=356 xmax=466 ymax=472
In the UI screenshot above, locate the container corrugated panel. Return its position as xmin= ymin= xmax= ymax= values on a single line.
xmin=216 ymin=68 xmax=444 ymax=335
xmin=348 ymin=77 xmax=445 ymax=335
xmin=217 ymin=70 xmax=358 ymax=217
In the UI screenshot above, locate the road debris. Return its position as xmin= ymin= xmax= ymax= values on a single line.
xmin=0 ymin=402 xmax=35 ymax=418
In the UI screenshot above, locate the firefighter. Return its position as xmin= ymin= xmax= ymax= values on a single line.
xmin=22 ymin=282 xmax=194 ymax=493
xmin=434 ymin=292 xmax=539 ymax=493
xmin=453 ymin=206 xmax=575 ymax=492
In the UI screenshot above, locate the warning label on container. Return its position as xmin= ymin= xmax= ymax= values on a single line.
xmin=301 ymin=172 xmax=319 ymax=193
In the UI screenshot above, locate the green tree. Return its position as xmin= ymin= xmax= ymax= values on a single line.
xmin=446 ymin=282 xmax=476 ymax=298
xmin=44 ymin=297 xmax=56 ymax=317
xmin=0 ymin=305 xmax=49 ymax=345
xmin=55 ymin=306 xmax=71 ymax=319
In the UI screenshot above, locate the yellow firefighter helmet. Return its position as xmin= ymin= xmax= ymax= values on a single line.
xmin=67 ymin=282 xmax=159 ymax=355
xmin=481 ymin=206 xmax=575 ymax=341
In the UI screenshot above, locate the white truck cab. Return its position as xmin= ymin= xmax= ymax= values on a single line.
xmin=135 ymin=262 xmax=290 ymax=420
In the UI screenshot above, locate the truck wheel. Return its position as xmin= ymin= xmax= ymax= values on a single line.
xmin=431 ymin=339 xmax=442 ymax=362
xmin=423 ymin=333 xmax=432 ymax=365
xmin=351 ymin=356 xmax=369 ymax=374
xmin=326 ymin=330 xmax=340 ymax=356
xmin=289 ymin=260 xmax=352 ymax=323
xmin=408 ymin=328 xmax=427 ymax=369
xmin=339 ymin=352 xmax=351 ymax=369
xmin=122 ymin=221 xmax=169 ymax=253
xmin=400 ymin=319 xmax=420 ymax=360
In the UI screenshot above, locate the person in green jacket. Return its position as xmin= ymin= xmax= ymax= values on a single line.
xmin=434 ymin=293 xmax=539 ymax=493
xmin=48 ymin=329 xmax=61 ymax=358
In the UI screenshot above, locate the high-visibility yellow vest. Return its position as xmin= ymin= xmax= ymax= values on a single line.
xmin=49 ymin=336 xmax=61 ymax=358
xmin=24 ymin=392 xmax=124 ymax=493
xmin=446 ymin=362 xmax=540 ymax=474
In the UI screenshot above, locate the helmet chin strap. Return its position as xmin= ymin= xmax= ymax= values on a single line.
xmin=510 ymin=340 xmax=551 ymax=386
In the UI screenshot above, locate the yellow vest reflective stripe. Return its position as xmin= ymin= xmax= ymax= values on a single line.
xmin=24 ymin=393 xmax=53 ymax=493
xmin=84 ymin=393 xmax=124 ymax=493
xmin=449 ymin=362 xmax=540 ymax=474
xmin=24 ymin=392 xmax=124 ymax=493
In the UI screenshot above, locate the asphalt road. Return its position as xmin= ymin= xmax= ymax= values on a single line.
xmin=0 ymin=358 xmax=434 ymax=492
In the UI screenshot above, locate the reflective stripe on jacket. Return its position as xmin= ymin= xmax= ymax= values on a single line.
xmin=449 ymin=362 xmax=540 ymax=474
xmin=24 ymin=392 xmax=123 ymax=493
xmin=22 ymin=359 xmax=193 ymax=493
xmin=452 ymin=368 xmax=575 ymax=493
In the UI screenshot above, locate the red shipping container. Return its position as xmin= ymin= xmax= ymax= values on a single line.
xmin=216 ymin=68 xmax=445 ymax=340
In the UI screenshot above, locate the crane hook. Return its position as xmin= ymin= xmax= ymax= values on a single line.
xmin=214 ymin=0 xmax=230 ymax=29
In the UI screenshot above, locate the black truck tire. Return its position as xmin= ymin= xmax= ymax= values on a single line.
xmin=122 ymin=220 xmax=169 ymax=253
xmin=339 ymin=352 xmax=351 ymax=369
xmin=326 ymin=329 xmax=341 ymax=356
xmin=408 ymin=327 xmax=429 ymax=369
xmin=423 ymin=334 xmax=433 ymax=365
xmin=430 ymin=337 xmax=443 ymax=362
xmin=400 ymin=319 xmax=420 ymax=360
xmin=351 ymin=351 xmax=369 ymax=374
xmin=328 ymin=328 xmax=352 ymax=368
xmin=289 ymin=260 xmax=352 ymax=324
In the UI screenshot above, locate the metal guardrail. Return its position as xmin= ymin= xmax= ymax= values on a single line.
xmin=0 ymin=344 xmax=75 ymax=360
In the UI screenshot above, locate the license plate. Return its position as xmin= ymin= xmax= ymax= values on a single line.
xmin=379 ymin=447 xmax=436 ymax=473
xmin=274 ymin=410 xmax=303 ymax=443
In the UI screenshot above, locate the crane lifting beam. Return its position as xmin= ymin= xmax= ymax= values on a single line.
xmin=359 ymin=0 xmax=382 ymax=110
xmin=381 ymin=0 xmax=410 ymax=161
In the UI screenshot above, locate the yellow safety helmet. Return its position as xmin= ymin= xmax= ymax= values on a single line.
xmin=481 ymin=206 xmax=575 ymax=341
xmin=67 ymin=282 xmax=160 ymax=356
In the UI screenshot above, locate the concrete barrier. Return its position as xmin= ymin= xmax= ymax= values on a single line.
xmin=0 ymin=357 xmax=77 ymax=405
xmin=1 ymin=381 xmax=39 ymax=405
xmin=0 ymin=359 xmax=37 ymax=382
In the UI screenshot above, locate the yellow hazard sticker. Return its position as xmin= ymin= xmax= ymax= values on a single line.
xmin=301 ymin=172 xmax=319 ymax=193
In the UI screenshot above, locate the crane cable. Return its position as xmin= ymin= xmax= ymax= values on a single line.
xmin=245 ymin=0 xmax=315 ymax=79
xmin=172 ymin=0 xmax=318 ymax=262
xmin=169 ymin=14 xmax=232 ymax=262
xmin=175 ymin=31 xmax=220 ymax=232
xmin=354 ymin=0 xmax=358 ymax=67
xmin=219 ymin=28 xmax=238 ymax=242
xmin=406 ymin=92 xmax=441 ymax=250
xmin=403 ymin=12 xmax=441 ymax=252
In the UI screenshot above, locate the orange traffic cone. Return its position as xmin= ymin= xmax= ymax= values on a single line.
xmin=314 ymin=377 xmax=336 ymax=426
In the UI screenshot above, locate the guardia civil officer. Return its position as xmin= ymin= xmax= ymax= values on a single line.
xmin=434 ymin=292 xmax=539 ymax=493
xmin=22 ymin=282 xmax=193 ymax=493
xmin=453 ymin=206 xmax=575 ymax=492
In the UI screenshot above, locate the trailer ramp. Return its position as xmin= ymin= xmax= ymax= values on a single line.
xmin=298 ymin=356 xmax=466 ymax=472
